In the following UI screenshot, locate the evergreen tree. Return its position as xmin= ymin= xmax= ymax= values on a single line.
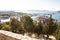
xmin=10 ymin=18 xmax=23 ymax=33
xmin=46 ymin=15 xmax=57 ymax=40
xmin=20 ymin=15 xmax=34 ymax=33
xmin=1 ymin=23 xmax=11 ymax=31
xmin=53 ymin=23 xmax=60 ymax=40
xmin=42 ymin=23 xmax=48 ymax=34
xmin=33 ymin=21 xmax=42 ymax=36
xmin=47 ymin=15 xmax=57 ymax=35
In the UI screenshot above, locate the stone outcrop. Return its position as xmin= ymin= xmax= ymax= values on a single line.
xmin=0 ymin=30 xmax=56 ymax=40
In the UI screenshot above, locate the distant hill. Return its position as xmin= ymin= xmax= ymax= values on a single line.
xmin=0 ymin=10 xmax=59 ymax=16
xmin=57 ymin=11 xmax=60 ymax=13
xmin=0 ymin=11 xmax=27 ymax=16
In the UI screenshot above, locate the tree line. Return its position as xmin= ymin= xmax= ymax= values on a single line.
xmin=0 ymin=15 xmax=60 ymax=40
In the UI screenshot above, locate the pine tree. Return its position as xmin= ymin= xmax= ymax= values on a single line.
xmin=10 ymin=18 xmax=23 ymax=33
xmin=20 ymin=15 xmax=34 ymax=34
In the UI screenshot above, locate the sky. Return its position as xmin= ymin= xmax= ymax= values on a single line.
xmin=0 ymin=0 xmax=60 ymax=11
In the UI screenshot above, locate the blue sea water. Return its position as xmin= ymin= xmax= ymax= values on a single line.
xmin=52 ymin=13 xmax=60 ymax=22
xmin=41 ymin=12 xmax=60 ymax=22
xmin=28 ymin=11 xmax=60 ymax=22
xmin=40 ymin=13 xmax=60 ymax=22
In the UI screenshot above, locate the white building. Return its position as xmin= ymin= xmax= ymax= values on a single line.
xmin=0 ymin=16 xmax=20 ymax=23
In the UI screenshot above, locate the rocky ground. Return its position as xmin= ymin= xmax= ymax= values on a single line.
xmin=0 ymin=30 xmax=56 ymax=40
xmin=0 ymin=33 xmax=18 ymax=40
xmin=0 ymin=30 xmax=42 ymax=40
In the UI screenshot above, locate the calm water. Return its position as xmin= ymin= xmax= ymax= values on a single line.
xmin=52 ymin=13 xmax=60 ymax=22
xmin=31 ymin=12 xmax=60 ymax=22
xmin=0 ymin=11 xmax=60 ymax=22
xmin=40 ymin=13 xmax=60 ymax=22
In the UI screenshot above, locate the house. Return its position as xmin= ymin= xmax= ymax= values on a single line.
xmin=0 ymin=15 xmax=20 ymax=23
xmin=32 ymin=16 xmax=50 ymax=23
xmin=0 ymin=16 xmax=10 ymax=23
xmin=32 ymin=14 xmax=57 ymax=23
xmin=37 ymin=16 xmax=49 ymax=23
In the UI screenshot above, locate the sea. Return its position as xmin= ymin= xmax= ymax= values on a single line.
xmin=52 ymin=13 xmax=60 ymax=22
xmin=0 ymin=10 xmax=60 ymax=22
xmin=24 ymin=10 xmax=60 ymax=22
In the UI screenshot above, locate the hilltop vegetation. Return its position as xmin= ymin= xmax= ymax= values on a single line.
xmin=0 ymin=15 xmax=60 ymax=40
